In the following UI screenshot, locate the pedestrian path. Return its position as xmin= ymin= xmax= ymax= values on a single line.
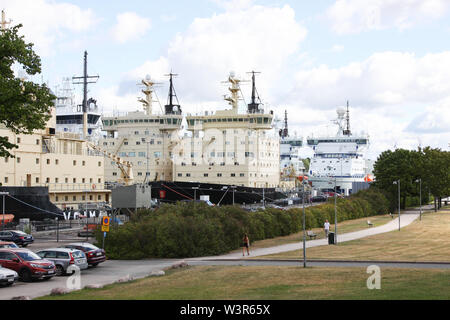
xmin=192 ymin=212 xmax=420 ymax=261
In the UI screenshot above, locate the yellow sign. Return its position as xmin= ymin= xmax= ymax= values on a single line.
xmin=102 ymin=216 xmax=111 ymax=226
xmin=101 ymin=225 xmax=110 ymax=232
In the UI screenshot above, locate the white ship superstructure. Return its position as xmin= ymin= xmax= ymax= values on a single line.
xmin=99 ymin=74 xmax=183 ymax=184
xmin=173 ymin=72 xmax=280 ymax=188
xmin=55 ymin=78 xmax=102 ymax=142
xmin=307 ymin=104 xmax=371 ymax=195
xmin=279 ymin=111 xmax=305 ymax=178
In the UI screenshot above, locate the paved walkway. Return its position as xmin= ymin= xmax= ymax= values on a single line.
xmin=190 ymin=211 xmax=422 ymax=261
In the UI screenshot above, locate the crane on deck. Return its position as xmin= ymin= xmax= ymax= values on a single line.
xmin=87 ymin=142 xmax=134 ymax=186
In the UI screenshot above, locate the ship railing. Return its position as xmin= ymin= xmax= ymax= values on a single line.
xmin=43 ymin=183 xmax=110 ymax=192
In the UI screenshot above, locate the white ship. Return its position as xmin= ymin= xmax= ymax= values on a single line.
xmin=307 ymin=103 xmax=372 ymax=196
xmin=54 ymin=77 xmax=102 ymax=142
xmin=279 ymin=110 xmax=306 ymax=179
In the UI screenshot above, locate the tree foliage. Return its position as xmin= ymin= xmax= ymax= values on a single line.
xmin=96 ymin=188 xmax=389 ymax=260
xmin=373 ymin=147 xmax=450 ymax=210
xmin=0 ymin=24 xmax=55 ymax=158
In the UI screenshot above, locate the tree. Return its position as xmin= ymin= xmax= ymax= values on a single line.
xmin=372 ymin=149 xmax=421 ymax=210
xmin=421 ymin=147 xmax=450 ymax=211
xmin=0 ymin=24 xmax=55 ymax=158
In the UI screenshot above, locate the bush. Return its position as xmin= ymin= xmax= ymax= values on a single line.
xmin=98 ymin=188 xmax=390 ymax=259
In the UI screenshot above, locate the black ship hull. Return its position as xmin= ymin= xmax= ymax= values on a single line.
xmin=0 ymin=187 xmax=64 ymax=221
xmin=148 ymin=181 xmax=287 ymax=206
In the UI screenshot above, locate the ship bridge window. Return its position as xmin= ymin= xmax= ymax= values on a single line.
xmin=264 ymin=118 xmax=269 ymax=124
xmin=167 ymin=119 xmax=172 ymax=125
xmin=159 ymin=119 xmax=164 ymax=124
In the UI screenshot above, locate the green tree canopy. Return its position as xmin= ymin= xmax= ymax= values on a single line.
xmin=373 ymin=147 xmax=450 ymax=210
xmin=0 ymin=24 xmax=55 ymax=158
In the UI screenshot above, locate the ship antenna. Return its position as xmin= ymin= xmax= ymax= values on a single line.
xmin=246 ymin=71 xmax=261 ymax=114
xmin=1 ymin=10 xmax=12 ymax=32
xmin=72 ymin=51 xmax=99 ymax=140
xmin=343 ymin=100 xmax=351 ymax=136
xmin=164 ymin=72 xmax=182 ymax=115
xmin=283 ymin=110 xmax=289 ymax=138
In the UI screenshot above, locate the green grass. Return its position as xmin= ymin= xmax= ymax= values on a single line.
xmin=261 ymin=209 xmax=450 ymax=261
xmin=38 ymin=265 xmax=450 ymax=300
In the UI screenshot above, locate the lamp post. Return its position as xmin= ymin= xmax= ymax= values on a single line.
xmin=0 ymin=192 xmax=9 ymax=231
xmin=326 ymin=166 xmax=338 ymax=244
xmin=393 ymin=180 xmax=401 ymax=231
xmin=192 ymin=186 xmax=199 ymax=201
xmin=302 ymin=179 xmax=307 ymax=268
xmin=415 ymin=178 xmax=422 ymax=221
xmin=231 ymin=186 xmax=237 ymax=205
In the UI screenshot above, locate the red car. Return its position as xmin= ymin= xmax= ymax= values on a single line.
xmin=0 ymin=248 xmax=56 ymax=282
xmin=62 ymin=243 xmax=106 ymax=267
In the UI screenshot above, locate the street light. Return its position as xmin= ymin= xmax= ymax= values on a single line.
xmin=301 ymin=178 xmax=307 ymax=268
xmin=326 ymin=166 xmax=338 ymax=244
xmin=415 ymin=178 xmax=422 ymax=221
xmin=393 ymin=180 xmax=401 ymax=231
xmin=230 ymin=186 xmax=237 ymax=205
xmin=0 ymin=192 xmax=9 ymax=231
xmin=192 ymin=187 xmax=199 ymax=201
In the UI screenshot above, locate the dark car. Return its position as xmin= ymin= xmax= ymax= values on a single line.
xmin=310 ymin=195 xmax=327 ymax=203
xmin=61 ymin=243 xmax=106 ymax=267
xmin=0 ymin=230 xmax=34 ymax=247
xmin=0 ymin=248 xmax=56 ymax=282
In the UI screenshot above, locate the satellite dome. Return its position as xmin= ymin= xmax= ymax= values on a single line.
xmin=229 ymin=71 xmax=236 ymax=78
xmin=145 ymin=74 xmax=152 ymax=81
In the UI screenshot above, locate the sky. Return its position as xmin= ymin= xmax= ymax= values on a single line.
xmin=1 ymin=0 xmax=450 ymax=160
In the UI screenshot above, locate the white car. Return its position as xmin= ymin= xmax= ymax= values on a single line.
xmin=0 ymin=266 xmax=18 ymax=287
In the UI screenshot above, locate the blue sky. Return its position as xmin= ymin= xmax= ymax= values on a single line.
xmin=2 ymin=0 xmax=450 ymax=159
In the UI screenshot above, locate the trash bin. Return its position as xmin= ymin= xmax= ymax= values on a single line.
xmin=328 ymin=232 xmax=335 ymax=245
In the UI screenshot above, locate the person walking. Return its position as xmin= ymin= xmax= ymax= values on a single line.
xmin=324 ymin=220 xmax=330 ymax=237
xmin=242 ymin=234 xmax=250 ymax=256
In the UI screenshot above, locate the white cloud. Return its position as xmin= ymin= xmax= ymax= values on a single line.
xmin=107 ymin=4 xmax=307 ymax=112
xmin=331 ymin=44 xmax=344 ymax=53
xmin=326 ymin=0 xmax=450 ymax=34
xmin=1 ymin=0 xmax=97 ymax=56
xmin=111 ymin=12 xmax=151 ymax=44
xmin=289 ymin=51 xmax=450 ymax=109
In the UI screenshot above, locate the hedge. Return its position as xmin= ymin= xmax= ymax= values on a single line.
xmin=96 ymin=187 xmax=389 ymax=259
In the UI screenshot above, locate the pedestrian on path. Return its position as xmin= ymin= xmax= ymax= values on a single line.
xmin=324 ymin=220 xmax=330 ymax=237
xmin=242 ymin=234 xmax=250 ymax=256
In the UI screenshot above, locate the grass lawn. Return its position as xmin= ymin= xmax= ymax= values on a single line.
xmin=261 ymin=209 xmax=450 ymax=261
xmin=38 ymin=265 xmax=450 ymax=300
xmin=232 ymin=214 xmax=394 ymax=253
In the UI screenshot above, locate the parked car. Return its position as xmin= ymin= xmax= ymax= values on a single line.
xmin=310 ymin=195 xmax=327 ymax=203
xmin=0 ymin=248 xmax=55 ymax=282
xmin=0 ymin=266 xmax=18 ymax=287
xmin=0 ymin=241 xmax=19 ymax=249
xmin=36 ymin=248 xmax=88 ymax=276
xmin=61 ymin=243 xmax=106 ymax=267
xmin=0 ymin=230 xmax=34 ymax=247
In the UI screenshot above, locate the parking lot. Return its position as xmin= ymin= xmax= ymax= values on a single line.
xmin=0 ymin=227 xmax=180 ymax=300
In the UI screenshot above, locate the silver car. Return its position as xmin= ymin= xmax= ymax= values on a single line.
xmin=36 ymin=248 xmax=88 ymax=276
xmin=0 ymin=266 xmax=18 ymax=286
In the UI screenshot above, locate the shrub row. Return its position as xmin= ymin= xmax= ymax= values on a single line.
xmin=96 ymin=187 xmax=389 ymax=259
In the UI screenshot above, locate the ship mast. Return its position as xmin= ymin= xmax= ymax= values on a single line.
xmin=1 ymin=10 xmax=12 ymax=32
xmin=164 ymin=72 xmax=181 ymax=115
xmin=224 ymin=72 xmax=242 ymax=113
xmin=247 ymin=71 xmax=261 ymax=114
xmin=139 ymin=75 xmax=158 ymax=116
xmin=72 ymin=51 xmax=99 ymax=139
xmin=343 ymin=101 xmax=351 ymax=136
